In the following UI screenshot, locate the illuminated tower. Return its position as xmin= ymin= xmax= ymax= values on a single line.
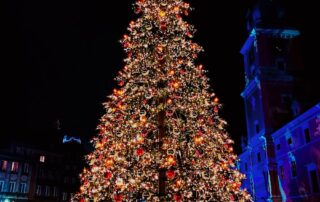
xmin=238 ymin=0 xmax=304 ymax=201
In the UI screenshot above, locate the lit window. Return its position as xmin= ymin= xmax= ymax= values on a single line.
xmin=11 ymin=162 xmax=19 ymax=172
xmin=1 ymin=160 xmax=8 ymax=171
xmin=279 ymin=166 xmax=284 ymax=180
xmin=0 ymin=181 xmax=4 ymax=192
xmin=310 ymin=170 xmax=320 ymax=193
xmin=20 ymin=183 xmax=27 ymax=193
xmin=36 ymin=185 xmax=42 ymax=196
xmin=40 ymin=155 xmax=45 ymax=163
xmin=23 ymin=163 xmax=29 ymax=174
xmin=9 ymin=181 xmax=16 ymax=192
xmin=304 ymin=128 xmax=311 ymax=143
xmin=45 ymin=186 xmax=50 ymax=196
xmin=291 ymin=161 xmax=297 ymax=177
xmin=62 ymin=192 xmax=68 ymax=201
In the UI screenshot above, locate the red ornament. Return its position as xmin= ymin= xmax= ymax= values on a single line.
xmin=114 ymin=194 xmax=123 ymax=202
xmin=118 ymin=80 xmax=124 ymax=86
xmin=166 ymin=169 xmax=175 ymax=180
xmin=160 ymin=22 xmax=167 ymax=31
xmin=214 ymin=106 xmax=219 ymax=113
xmin=105 ymin=171 xmax=112 ymax=180
xmin=136 ymin=148 xmax=144 ymax=156
xmin=80 ymin=198 xmax=85 ymax=202
xmin=174 ymin=194 xmax=182 ymax=202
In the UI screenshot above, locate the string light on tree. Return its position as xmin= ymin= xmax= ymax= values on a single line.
xmin=72 ymin=0 xmax=251 ymax=201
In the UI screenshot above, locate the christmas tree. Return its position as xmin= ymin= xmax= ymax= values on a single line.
xmin=73 ymin=0 xmax=251 ymax=201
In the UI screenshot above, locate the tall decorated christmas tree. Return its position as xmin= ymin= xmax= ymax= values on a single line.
xmin=73 ymin=0 xmax=251 ymax=201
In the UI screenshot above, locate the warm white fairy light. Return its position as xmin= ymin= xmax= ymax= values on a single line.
xmin=72 ymin=0 xmax=251 ymax=201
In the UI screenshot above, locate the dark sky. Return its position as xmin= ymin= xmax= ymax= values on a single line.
xmin=2 ymin=0 xmax=318 ymax=152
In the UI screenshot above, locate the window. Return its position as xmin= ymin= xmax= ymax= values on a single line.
xmin=36 ymin=185 xmax=42 ymax=196
xmin=45 ymin=186 xmax=50 ymax=196
xmin=0 ymin=181 xmax=4 ymax=192
xmin=11 ymin=162 xmax=19 ymax=173
xmin=62 ymin=192 xmax=68 ymax=201
xmin=304 ymin=128 xmax=311 ymax=143
xmin=277 ymin=144 xmax=281 ymax=150
xmin=9 ymin=181 xmax=16 ymax=192
xmin=291 ymin=161 xmax=297 ymax=177
xmin=255 ymin=122 xmax=260 ymax=134
xmin=245 ymin=163 xmax=248 ymax=172
xmin=257 ymin=152 xmax=261 ymax=163
xmin=40 ymin=155 xmax=46 ymax=163
xmin=53 ymin=187 xmax=58 ymax=197
xmin=20 ymin=183 xmax=27 ymax=193
xmin=287 ymin=137 xmax=293 ymax=145
xmin=1 ymin=160 xmax=8 ymax=171
xmin=23 ymin=163 xmax=29 ymax=174
xmin=310 ymin=170 xmax=319 ymax=193
xmin=279 ymin=166 xmax=284 ymax=180
xmin=248 ymin=45 xmax=255 ymax=68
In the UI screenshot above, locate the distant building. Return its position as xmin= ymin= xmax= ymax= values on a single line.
xmin=0 ymin=136 xmax=85 ymax=202
xmin=238 ymin=0 xmax=320 ymax=201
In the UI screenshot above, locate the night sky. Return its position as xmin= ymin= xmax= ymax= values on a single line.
xmin=3 ymin=0 xmax=318 ymax=152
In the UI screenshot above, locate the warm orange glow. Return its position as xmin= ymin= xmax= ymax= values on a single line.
xmin=166 ymin=155 xmax=176 ymax=165
xmin=214 ymin=97 xmax=219 ymax=103
xmin=173 ymin=82 xmax=180 ymax=89
xmin=222 ymin=162 xmax=228 ymax=170
xmin=167 ymin=99 xmax=172 ymax=104
xmin=176 ymin=179 xmax=183 ymax=187
xmin=159 ymin=10 xmax=166 ymax=18
xmin=194 ymin=136 xmax=204 ymax=145
xmin=95 ymin=142 xmax=102 ymax=149
xmin=173 ymin=6 xmax=180 ymax=13
xmin=105 ymin=158 xmax=114 ymax=168
xmin=168 ymin=70 xmax=175 ymax=76
xmin=140 ymin=116 xmax=147 ymax=124
xmin=80 ymin=186 xmax=85 ymax=192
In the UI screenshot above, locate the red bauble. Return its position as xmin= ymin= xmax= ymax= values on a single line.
xmin=118 ymin=80 xmax=124 ymax=86
xmin=105 ymin=171 xmax=112 ymax=180
xmin=174 ymin=194 xmax=182 ymax=202
xmin=166 ymin=169 xmax=175 ymax=180
xmin=80 ymin=199 xmax=85 ymax=202
xmin=114 ymin=194 xmax=123 ymax=202
xmin=136 ymin=148 xmax=144 ymax=156
xmin=160 ymin=22 xmax=167 ymax=31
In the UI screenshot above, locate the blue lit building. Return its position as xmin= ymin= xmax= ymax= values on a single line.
xmin=238 ymin=0 xmax=320 ymax=201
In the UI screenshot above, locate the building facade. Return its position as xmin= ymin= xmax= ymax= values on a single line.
xmin=0 ymin=140 xmax=84 ymax=202
xmin=238 ymin=1 xmax=320 ymax=201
